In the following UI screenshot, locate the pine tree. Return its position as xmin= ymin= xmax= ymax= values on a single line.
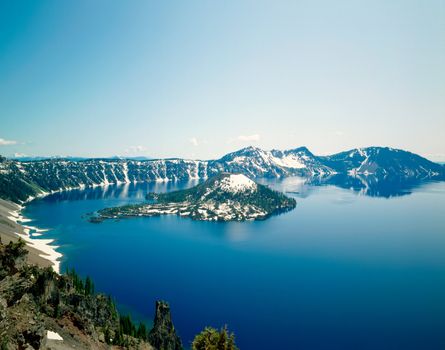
xmin=137 ymin=322 xmax=147 ymax=340
xmin=85 ymin=276 xmax=94 ymax=295
xmin=192 ymin=326 xmax=238 ymax=350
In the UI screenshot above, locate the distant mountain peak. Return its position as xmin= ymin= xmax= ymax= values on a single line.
xmin=232 ymin=146 xmax=263 ymax=155
xmin=290 ymin=146 xmax=312 ymax=154
xmin=242 ymin=145 xmax=260 ymax=151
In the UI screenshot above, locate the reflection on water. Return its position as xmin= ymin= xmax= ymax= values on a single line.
xmin=308 ymin=174 xmax=445 ymax=198
xmin=43 ymin=180 xmax=202 ymax=202
xmin=43 ymin=174 xmax=445 ymax=204
xmin=260 ymin=174 xmax=445 ymax=199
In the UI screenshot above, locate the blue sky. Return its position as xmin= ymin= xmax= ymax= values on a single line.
xmin=1 ymin=0 xmax=444 ymax=160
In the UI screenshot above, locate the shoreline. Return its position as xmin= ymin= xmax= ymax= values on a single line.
xmin=0 ymin=198 xmax=62 ymax=273
xmin=0 ymin=179 xmax=160 ymax=274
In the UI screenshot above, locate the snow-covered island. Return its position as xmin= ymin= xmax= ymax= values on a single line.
xmin=92 ymin=173 xmax=296 ymax=222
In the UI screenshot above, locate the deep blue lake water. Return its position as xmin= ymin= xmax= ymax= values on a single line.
xmin=23 ymin=177 xmax=445 ymax=350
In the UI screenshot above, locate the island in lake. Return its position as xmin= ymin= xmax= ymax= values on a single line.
xmin=92 ymin=173 xmax=296 ymax=222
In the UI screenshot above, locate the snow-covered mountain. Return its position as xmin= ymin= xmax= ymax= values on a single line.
xmin=96 ymin=173 xmax=296 ymax=221
xmin=320 ymin=147 xmax=443 ymax=177
xmin=0 ymin=147 xmax=443 ymax=203
xmin=212 ymin=146 xmax=331 ymax=177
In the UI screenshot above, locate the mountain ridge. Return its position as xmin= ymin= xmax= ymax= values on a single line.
xmin=0 ymin=147 xmax=443 ymax=203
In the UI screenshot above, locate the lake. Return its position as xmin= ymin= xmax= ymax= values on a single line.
xmin=23 ymin=176 xmax=445 ymax=350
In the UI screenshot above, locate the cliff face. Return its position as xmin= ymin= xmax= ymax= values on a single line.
xmin=3 ymin=146 xmax=441 ymax=204
xmin=0 ymin=238 xmax=178 ymax=350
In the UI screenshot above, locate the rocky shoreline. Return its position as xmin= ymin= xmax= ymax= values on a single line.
xmin=0 ymin=198 xmax=61 ymax=273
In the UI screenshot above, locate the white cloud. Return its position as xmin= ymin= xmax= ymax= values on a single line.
xmin=424 ymin=153 xmax=445 ymax=162
xmin=125 ymin=145 xmax=147 ymax=154
xmin=237 ymin=134 xmax=261 ymax=142
xmin=13 ymin=153 xmax=27 ymax=158
xmin=0 ymin=138 xmax=17 ymax=146
xmin=189 ymin=137 xmax=199 ymax=147
xmin=333 ymin=130 xmax=344 ymax=136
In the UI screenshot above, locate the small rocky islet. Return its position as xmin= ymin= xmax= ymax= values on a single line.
xmin=92 ymin=173 xmax=297 ymax=222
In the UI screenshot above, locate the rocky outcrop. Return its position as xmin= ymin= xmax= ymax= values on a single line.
xmin=0 ymin=238 xmax=172 ymax=349
xmin=148 ymin=301 xmax=182 ymax=350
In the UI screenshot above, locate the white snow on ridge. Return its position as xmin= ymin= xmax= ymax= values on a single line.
xmin=227 ymin=149 xmax=309 ymax=171
xmin=227 ymin=156 xmax=247 ymax=165
xmin=271 ymin=154 xmax=306 ymax=169
xmin=122 ymin=162 xmax=130 ymax=183
xmin=357 ymin=148 xmax=367 ymax=158
xmin=219 ymin=174 xmax=256 ymax=193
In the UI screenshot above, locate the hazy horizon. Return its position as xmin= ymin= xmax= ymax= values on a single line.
xmin=2 ymin=144 xmax=445 ymax=164
xmin=1 ymin=1 xmax=444 ymax=161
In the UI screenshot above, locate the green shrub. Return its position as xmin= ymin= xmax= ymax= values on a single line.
xmin=192 ymin=325 xmax=238 ymax=350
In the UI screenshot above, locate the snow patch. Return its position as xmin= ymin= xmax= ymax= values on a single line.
xmin=219 ymin=174 xmax=256 ymax=193
xmin=46 ymin=331 xmax=63 ymax=341
xmin=271 ymin=154 xmax=306 ymax=169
